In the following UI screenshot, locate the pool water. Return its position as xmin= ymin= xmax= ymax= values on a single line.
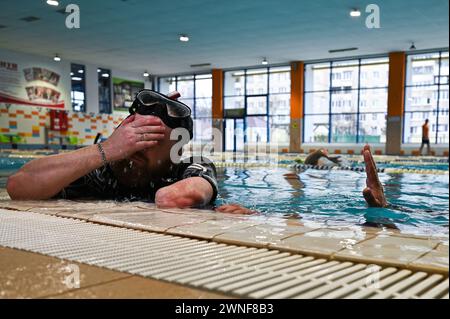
xmin=215 ymin=167 xmax=449 ymax=237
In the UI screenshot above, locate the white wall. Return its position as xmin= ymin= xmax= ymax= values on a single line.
xmin=0 ymin=48 xmax=150 ymax=146
xmin=0 ymin=48 xmax=150 ymax=114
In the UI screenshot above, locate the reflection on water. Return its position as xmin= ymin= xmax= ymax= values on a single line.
xmin=216 ymin=167 xmax=449 ymax=237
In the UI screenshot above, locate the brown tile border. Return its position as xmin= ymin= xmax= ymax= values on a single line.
xmin=0 ymin=246 xmax=230 ymax=299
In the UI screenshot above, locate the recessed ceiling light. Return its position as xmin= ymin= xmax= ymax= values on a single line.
xmin=70 ymin=72 xmax=74 ymax=76
xmin=53 ymin=54 xmax=61 ymax=62
xmin=46 ymin=0 xmax=59 ymax=6
xmin=97 ymin=69 xmax=101 ymax=73
xmin=350 ymin=9 xmax=361 ymax=17
xmin=179 ymin=34 xmax=189 ymax=42
xmin=261 ymin=58 xmax=268 ymax=65
xmin=143 ymin=71 xmax=150 ymax=77
xmin=78 ymin=69 xmax=84 ymax=74
xmin=71 ymin=77 xmax=82 ymax=81
xmin=102 ymin=73 xmax=110 ymax=78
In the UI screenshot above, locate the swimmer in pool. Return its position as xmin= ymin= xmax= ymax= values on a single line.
xmin=219 ymin=144 xmax=389 ymax=215
xmin=288 ymin=144 xmax=387 ymax=208
xmin=6 ymin=90 xmax=237 ymax=213
xmin=304 ymin=148 xmax=342 ymax=166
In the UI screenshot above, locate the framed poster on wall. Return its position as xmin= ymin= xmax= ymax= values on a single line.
xmin=0 ymin=60 xmax=65 ymax=108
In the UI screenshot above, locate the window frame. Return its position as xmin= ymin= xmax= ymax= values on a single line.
xmin=157 ymin=73 xmax=213 ymax=141
xmin=403 ymin=50 xmax=449 ymax=144
xmin=70 ymin=63 xmax=86 ymax=113
xmin=303 ymin=57 xmax=389 ymax=144
xmin=98 ymin=68 xmax=112 ymax=114
xmin=223 ymin=66 xmax=291 ymax=147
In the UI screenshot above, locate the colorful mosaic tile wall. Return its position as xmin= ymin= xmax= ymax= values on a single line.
xmin=0 ymin=104 xmax=127 ymax=146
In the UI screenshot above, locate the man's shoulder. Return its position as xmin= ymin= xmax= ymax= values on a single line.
xmin=179 ymin=155 xmax=215 ymax=166
xmin=175 ymin=156 xmax=217 ymax=177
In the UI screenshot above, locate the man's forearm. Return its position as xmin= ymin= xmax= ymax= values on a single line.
xmin=155 ymin=177 xmax=213 ymax=208
xmin=7 ymin=144 xmax=104 ymax=200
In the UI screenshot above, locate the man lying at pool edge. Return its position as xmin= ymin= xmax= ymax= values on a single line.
xmin=6 ymin=90 xmax=242 ymax=213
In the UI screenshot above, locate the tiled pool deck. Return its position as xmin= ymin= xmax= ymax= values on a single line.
xmin=0 ymin=192 xmax=447 ymax=276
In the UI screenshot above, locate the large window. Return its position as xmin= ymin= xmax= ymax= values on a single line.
xmin=158 ymin=74 xmax=212 ymax=141
xmin=223 ymin=66 xmax=290 ymax=150
xmin=404 ymin=51 xmax=449 ymax=144
xmin=304 ymin=58 xmax=389 ymax=144
xmin=70 ymin=63 xmax=86 ymax=112
xmin=98 ymin=68 xmax=112 ymax=114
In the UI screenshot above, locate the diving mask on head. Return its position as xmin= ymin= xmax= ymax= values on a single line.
xmin=129 ymin=89 xmax=193 ymax=139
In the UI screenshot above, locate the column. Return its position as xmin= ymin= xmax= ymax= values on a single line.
xmin=212 ymin=68 xmax=224 ymax=152
xmin=290 ymin=61 xmax=304 ymax=153
xmin=386 ymin=52 xmax=406 ymax=155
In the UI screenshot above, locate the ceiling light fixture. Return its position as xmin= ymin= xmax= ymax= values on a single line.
xmin=47 ymin=0 xmax=59 ymax=6
xmin=190 ymin=63 xmax=211 ymax=68
xmin=329 ymin=47 xmax=358 ymax=53
xmin=262 ymin=58 xmax=268 ymax=65
xmin=179 ymin=34 xmax=189 ymax=42
xmin=102 ymin=73 xmax=110 ymax=78
xmin=71 ymin=77 xmax=82 ymax=81
xmin=53 ymin=54 xmax=61 ymax=62
xmin=410 ymin=42 xmax=417 ymax=50
xmin=78 ymin=69 xmax=84 ymax=74
xmin=143 ymin=71 xmax=150 ymax=77
xmin=21 ymin=16 xmax=40 ymax=22
xmin=350 ymin=9 xmax=361 ymax=17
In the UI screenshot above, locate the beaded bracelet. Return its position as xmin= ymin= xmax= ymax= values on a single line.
xmin=97 ymin=143 xmax=108 ymax=167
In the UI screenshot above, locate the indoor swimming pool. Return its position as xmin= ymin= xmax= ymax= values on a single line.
xmin=1 ymin=152 xmax=448 ymax=237
xmin=216 ymin=167 xmax=449 ymax=237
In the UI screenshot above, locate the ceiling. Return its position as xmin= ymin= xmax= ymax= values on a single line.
xmin=0 ymin=0 xmax=448 ymax=76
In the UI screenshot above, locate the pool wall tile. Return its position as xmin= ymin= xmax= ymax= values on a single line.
xmin=166 ymin=219 xmax=263 ymax=240
xmin=408 ymin=243 xmax=449 ymax=274
xmin=213 ymin=223 xmax=319 ymax=248
xmin=334 ymin=235 xmax=441 ymax=269
xmin=268 ymin=228 xmax=376 ymax=258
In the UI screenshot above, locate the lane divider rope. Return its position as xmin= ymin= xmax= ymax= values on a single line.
xmin=214 ymin=162 xmax=448 ymax=175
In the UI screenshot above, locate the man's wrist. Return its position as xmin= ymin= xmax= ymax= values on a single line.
xmin=97 ymin=143 xmax=108 ymax=167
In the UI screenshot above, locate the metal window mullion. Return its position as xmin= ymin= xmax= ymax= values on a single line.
xmin=328 ymin=62 xmax=333 ymax=143
xmin=244 ymin=69 xmax=247 ymax=146
xmin=402 ymin=54 xmax=409 ymax=144
xmin=222 ymin=72 xmax=226 ymax=151
xmin=302 ymin=65 xmax=306 ymax=144
xmin=82 ymin=65 xmax=86 ymax=112
xmin=435 ymin=51 xmax=442 ymax=144
xmin=266 ymin=67 xmax=270 ymax=143
xmin=193 ymin=74 xmax=197 ymax=119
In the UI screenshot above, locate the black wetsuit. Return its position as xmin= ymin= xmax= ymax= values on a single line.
xmin=53 ymin=156 xmax=218 ymax=206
